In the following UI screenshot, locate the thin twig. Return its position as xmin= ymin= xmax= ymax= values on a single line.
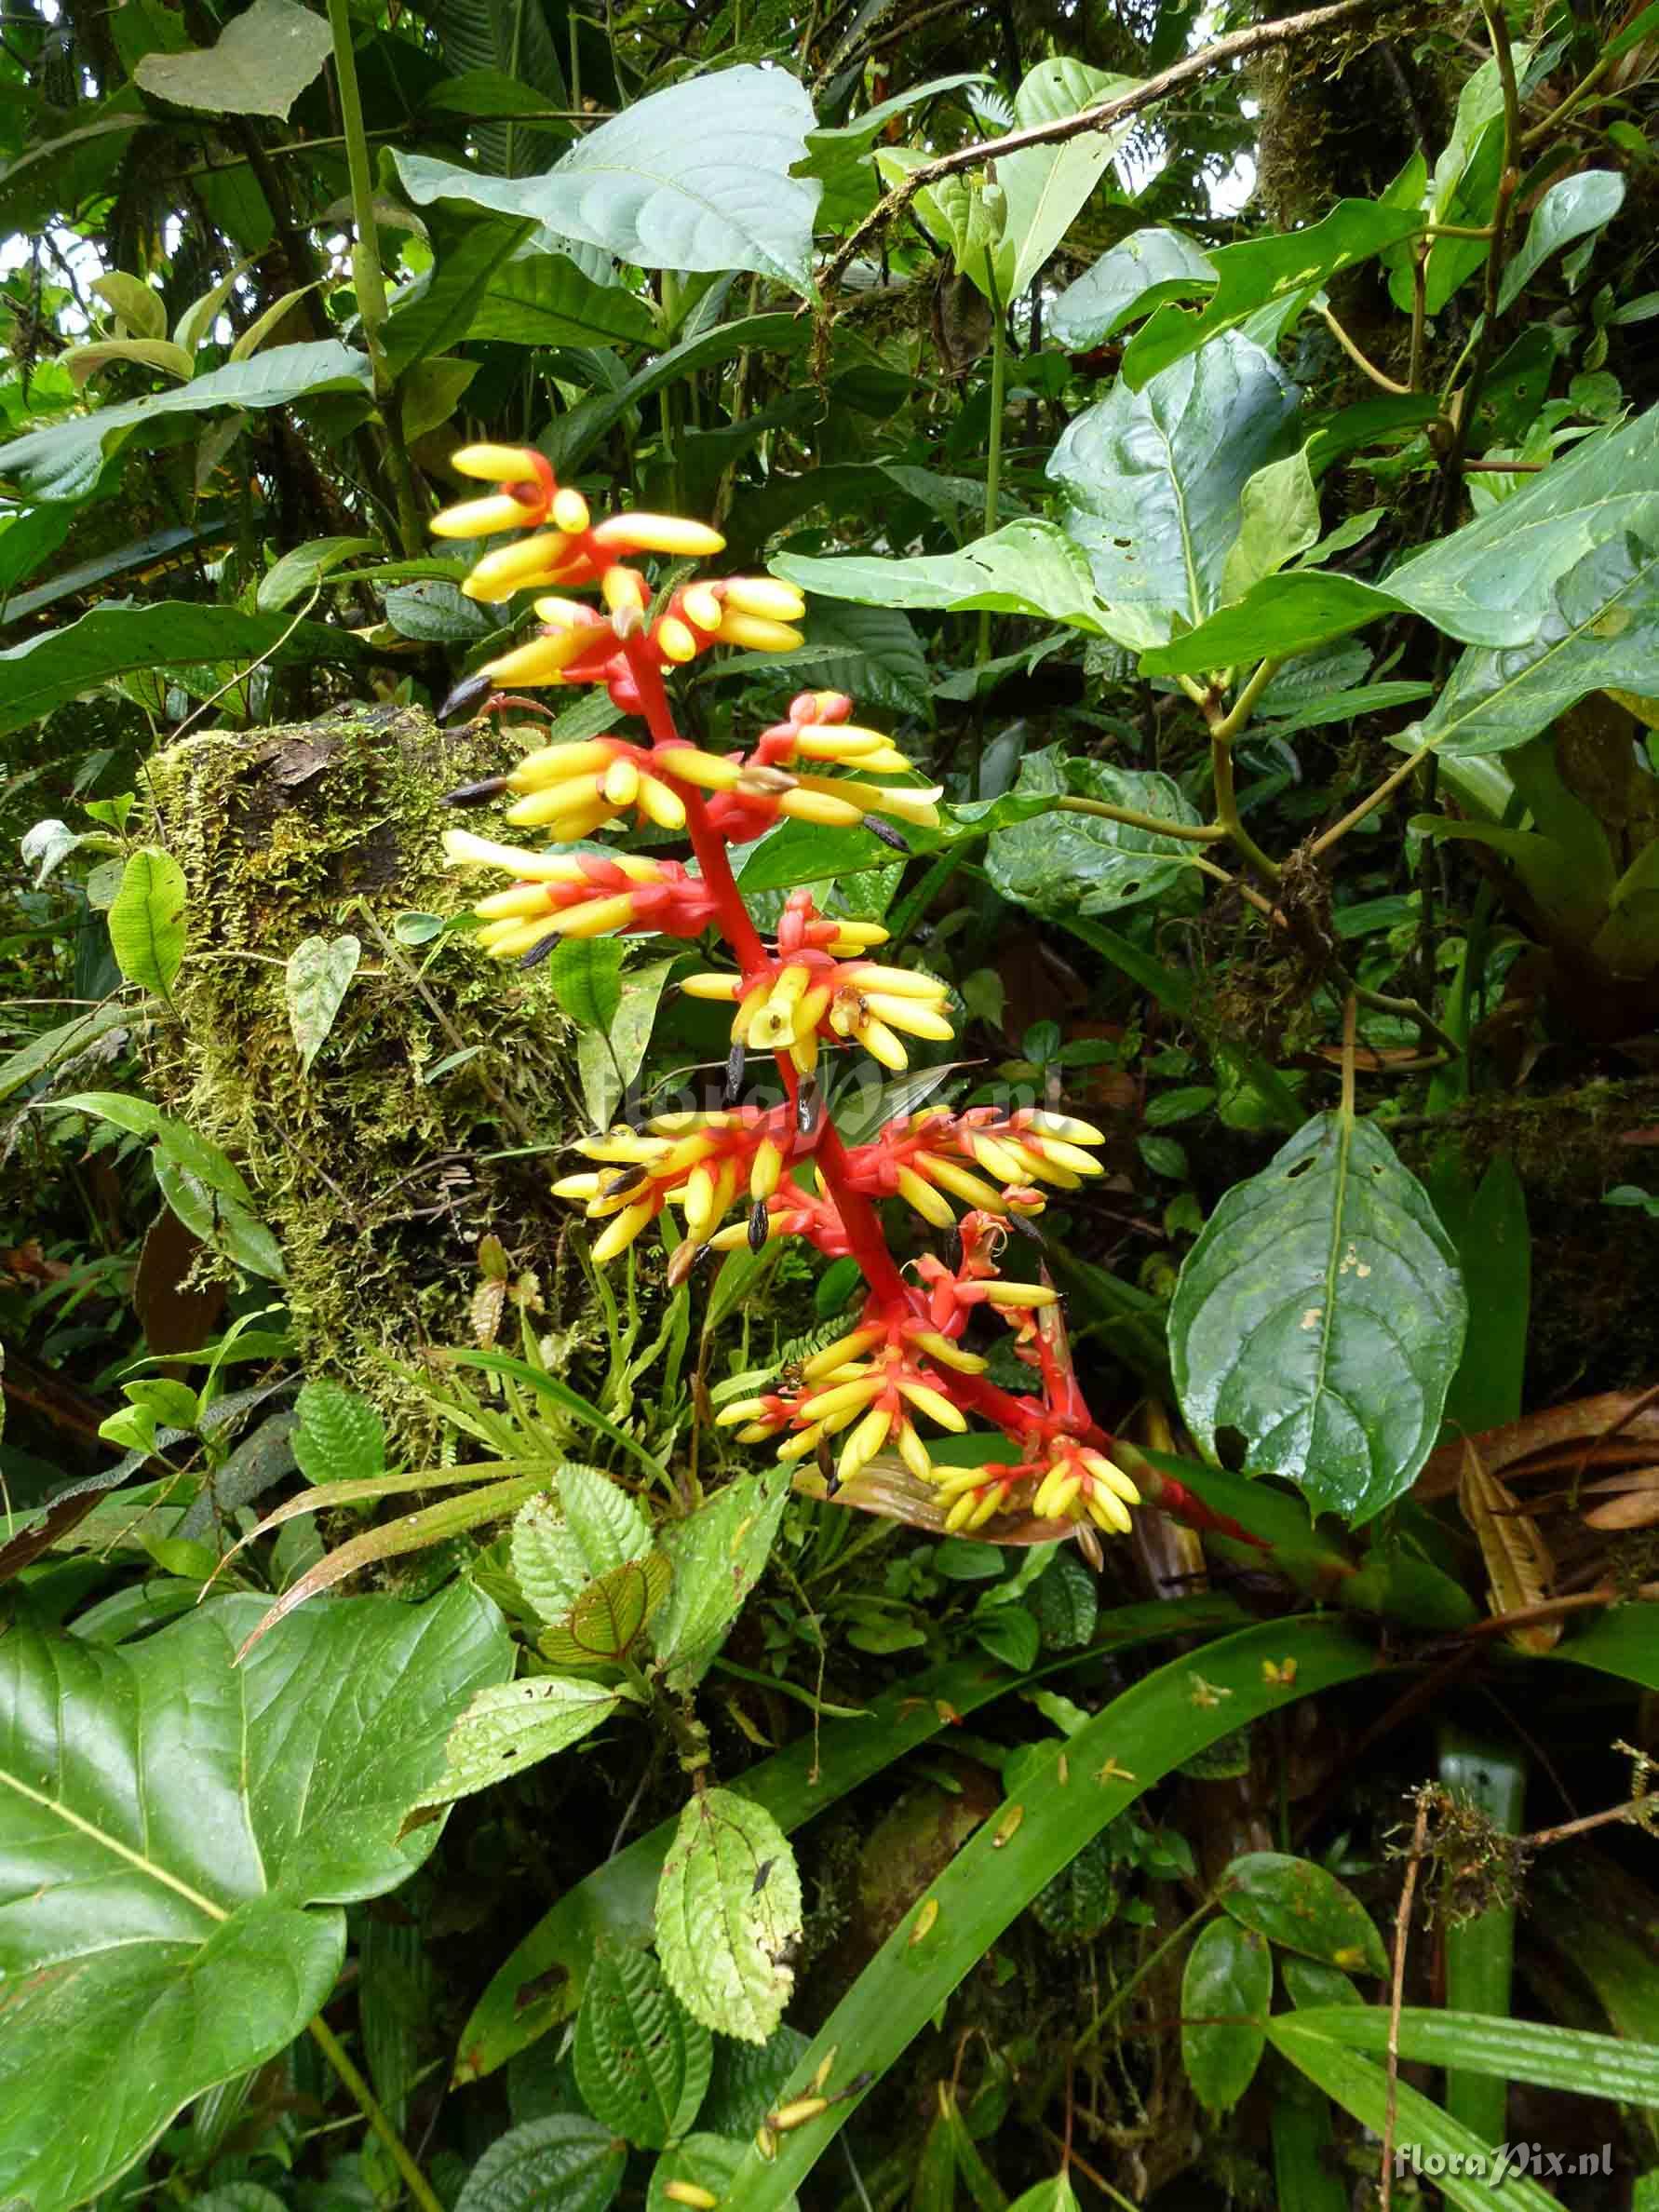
xmin=1381 ymin=1792 xmax=1430 ymax=2212
xmin=1320 ymin=306 xmax=1411 ymax=395
xmin=814 ymin=0 xmax=1424 ymax=295
xmin=309 ymin=2016 xmax=445 ymax=2212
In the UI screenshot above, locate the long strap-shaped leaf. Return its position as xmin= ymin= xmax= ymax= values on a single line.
xmin=721 ymin=1616 xmax=1376 ymax=2209
xmin=1280 ymin=2004 xmax=1659 ymax=2107
xmin=439 ymin=1346 xmax=668 ymax=1484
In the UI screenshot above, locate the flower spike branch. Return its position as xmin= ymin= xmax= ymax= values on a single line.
xmin=430 ymin=446 xmax=1247 ymax=1559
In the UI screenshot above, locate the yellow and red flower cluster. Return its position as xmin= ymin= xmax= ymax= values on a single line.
xmin=428 ymin=445 xmax=1140 ymax=1550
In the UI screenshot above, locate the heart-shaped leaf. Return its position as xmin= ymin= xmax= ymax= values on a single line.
xmin=134 ymin=0 xmax=332 ymax=119
xmin=285 ymin=933 xmax=361 ymax=1073
xmin=0 ymin=1586 xmax=510 ymax=2212
xmin=1169 ymin=1109 xmax=1466 ymax=1524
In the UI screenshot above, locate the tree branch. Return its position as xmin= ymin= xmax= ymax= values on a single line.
xmin=815 ymin=0 xmax=1428 ymax=297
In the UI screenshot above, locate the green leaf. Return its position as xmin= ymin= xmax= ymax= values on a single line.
xmin=579 ymin=955 xmax=676 ymax=1130
xmin=285 ymin=933 xmax=360 ymax=1074
xmin=1049 ymin=332 xmax=1300 ymax=650
xmin=49 ymin=1090 xmax=253 ymax=1207
xmin=1288 ymin=2003 xmax=1659 ymax=2106
xmin=986 ymin=744 xmax=1206 ymax=918
xmin=649 ymin=2135 xmax=798 ymax=2212
xmin=133 ymin=0 xmax=331 ymax=117
xmin=63 ymin=338 xmax=196 ymax=387
xmin=1221 ymin=449 xmax=1322 ymax=604
xmin=1005 ymin=2181 xmax=1080 ymax=2212
xmin=560 ymin=1462 xmax=653 ymax=1577
xmin=774 ymin=519 xmax=1112 ymax=633
xmin=1168 ymin=1111 xmax=1466 ymax=1525
xmin=512 ymin=1494 xmax=594 ymax=1622
xmin=719 ymin=1618 xmax=1376 ymax=2209
xmin=1424 ymin=1156 xmax=1530 ymax=1436
xmin=1136 ymin=571 xmax=1395 ymax=679
xmin=257 ymin=534 xmax=380 ymax=613
xmin=1001 ymin=60 xmax=1139 ymax=299
xmin=0 ymin=340 xmax=372 ymax=504
xmin=711 ymin=600 xmax=930 ymax=719
xmin=424 ymin=68 xmax=570 ymax=117
xmin=0 ymin=1586 xmax=510 ymax=2212
xmin=422 ymin=1674 xmax=639 ymax=1806
xmin=400 ymin=356 xmax=479 ymax=443
xmin=574 ymin=1945 xmax=713 ymax=2147
xmin=1415 ymin=532 xmax=1659 ymax=757
xmin=439 ymin=1348 xmax=668 ymax=1485
xmin=651 ymin=1466 xmax=790 ymax=1694
xmin=293 ymin=1380 xmax=385 ymax=1487
xmin=546 ymin=937 xmax=625 ymax=1033
xmin=91 ymin=271 xmax=167 ymax=341
xmin=0 ymin=600 xmax=367 ymax=735
xmin=1122 ymin=200 xmax=1423 ymax=388
xmin=452 ymin=2115 xmax=626 ymax=2212
xmin=1279 ymin=1957 xmax=1362 ymax=2009
xmin=1049 ymin=225 xmax=1214 ymax=349
xmin=1385 ymin=403 xmax=1659 ymax=647
xmin=107 ymin=846 xmax=186 ymax=996
xmin=655 ymin=1790 xmax=803 ymax=2043
xmin=794 ymin=71 xmax=985 ymax=227
xmin=151 ymin=1157 xmax=286 ymax=1281
xmin=1498 ymin=169 xmax=1625 ymax=314
xmin=395 ymin=67 xmax=820 ymax=294
xmin=1180 ymin=1918 xmax=1270 ymax=2112
xmin=0 ymin=1001 xmax=141 ymax=1105
xmin=465 ymin=250 xmax=657 ymax=348
xmin=541 ymin=1554 xmax=672 ymax=1666
xmin=1218 ymin=1852 xmax=1388 ymax=1974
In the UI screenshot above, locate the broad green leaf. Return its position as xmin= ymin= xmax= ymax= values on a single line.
xmin=1415 ymin=532 xmax=1659 ymax=756
xmin=1221 ymin=449 xmax=1321 ymax=604
xmin=0 ymin=1586 xmax=509 ymax=2212
xmin=257 ymin=534 xmax=379 ymax=612
xmin=0 ymin=341 xmax=373 ymax=502
xmin=655 ymin=1790 xmax=803 ymax=2043
xmin=1218 ymin=1852 xmax=1388 ymax=1974
xmin=1136 ymin=571 xmax=1395 ymax=678
xmin=1499 ymin=169 xmax=1625 ymax=313
xmin=421 ymin=1674 xmax=640 ymax=1806
xmin=0 ymin=1001 xmax=140 ymax=1105
xmin=1049 ymin=225 xmax=1214 ymax=349
xmin=50 ymin=1090 xmax=254 ymax=1207
xmin=579 ymin=955 xmax=676 ymax=1129
xmin=713 ymin=600 xmax=930 ymax=719
xmin=774 ymin=519 xmax=1112 ymax=634
xmin=424 ymin=67 xmax=569 ymax=117
xmin=1049 ymin=332 xmax=1300 ymax=649
xmin=1168 ymin=1111 xmax=1466 ymax=1524
xmin=794 ymin=71 xmax=986 ymax=227
xmin=560 ymin=1461 xmax=653 ymax=1576
xmin=134 ymin=0 xmax=330 ymax=117
xmin=1384 ymin=403 xmax=1659 ymax=646
xmin=1122 ymin=200 xmax=1423 ymax=388
xmin=285 ymin=933 xmax=360 ymax=1074
xmin=651 ymin=1465 xmax=790 ymax=1694
xmin=107 ymin=846 xmax=186 ymax=996
xmin=452 ymin=2115 xmax=626 ymax=2212
xmin=395 ymin=67 xmax=820 ymax=293
xmin=1425 ymin=1157 xmax=1530 ymax=1436
xmin=151 ymin=1157 xmax=286 ymax=1281
xmin=574 ymin=1945 xmax=713 ymax=2147
xmin=91 ymin=270 xmax=166 ymax=340
xmin=0 ymin=600 xmax=366 ymax=735
xmin=540 ymin=1554 xmax=672 ymax=1667
xmin=1000 ymin=60 xmax=1138 ymax=300
xmin=63 ymin=338 xmax=196 ymax=387
xmin=292 ymin=1380 xmax=385 ymax=1487
xmin=546 ymin=936 xmax=625 ymax=1033
xmin=399 ymin=356 xmax=478 ymax=443
xmin=465 ymin=250 xmax=657 ymax=348
xmin=1279 ymin=1957 xmax=1362 ymax=2009
xmin=512 ymin=1495 xmax=594 ymax=1622
xmin=649 ymin=2135 xmax=799 ymax=2212
xmin=985 ymin=744 xmax=1206 ymax=919
xmin=1180 ymin=1918 xmax=1270 ymax=2112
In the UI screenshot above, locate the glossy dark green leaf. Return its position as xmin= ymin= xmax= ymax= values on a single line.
xmin=1498 ymin=169 xmax=1625 ymax=314
xmin=1169 ymin=1110 xmax=1466 ymax=1524
xmin=986 ymin=744 xmax=1206 ymax=918
xmin=1180 ymin=1918 xmax=1270 ymax=2111
xmin=775 ymin=518 xmax=1113 ymax=634
xmin=1048 ymin=332 xmax=1299 ymax=650
xmin=0 ymin=342 xmax=373 ymax=501
xmin=1384 ymin=404 xmax=1659 ymax=647
xmin=1049 ymin=224 xmax=1214 ymax=348
xmin=396 ymin=67 xmax=820 ymax=292
xmin=1279 ymin=1957 xmax=1362 ymax=2010
xmin=1122 ymin=200 xmax=1422 ymax=388
xmin=452 ymin=2115 xmax=626 ymax=2212
xmin=1423 ymin=1154 xmax=1530 ymax=1436
xmin=1218 ymin=1852 xmax=1388 ymax=1975
xmin=573 ymin=1944 xmax=712 ymax=2147
xmin=0 ymin=1586 xmax=510 ymax=2212
xmin=1416 ymin=532 xmax=1659 ymax=756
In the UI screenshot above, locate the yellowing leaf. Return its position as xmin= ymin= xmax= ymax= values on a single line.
xmin=1458 ymin=1440 xmax=1560 ymax=1652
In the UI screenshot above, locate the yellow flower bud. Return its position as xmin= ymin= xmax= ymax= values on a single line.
xmin=657 ymin=615 xmax=698 ymax=663
xmin=451 ymin=442 xmax=545 ymax=482
xmin=681 ymin=582 xmax=722 ymax=631
xmin=552 ymin=486 xmax=590 ymax=532
xmin=722 ymin=576 xmax=806 ymax=622
xmin=600 ymin=565 xmax=647 ymax=615
xmin=462 ymin=533 xmax=579 ymax=600
xmin=714 ymin=610 xmax=804 ymax=654
xmin=431 ymin=492 xmax=539 ymax=540
xmin=593 ymin=511 xmax=726 ymax=558
xmin=480 ymin=630 xmax=590 ymax=685
xmin=637 ymin=774 xmax=687 ymax=830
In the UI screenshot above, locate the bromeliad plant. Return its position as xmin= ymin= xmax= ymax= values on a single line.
xmin=432 ymin=444 xmax=1154 ymax=1551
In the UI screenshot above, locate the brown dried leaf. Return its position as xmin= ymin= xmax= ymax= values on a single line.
xmin=1459 ymin=1439 xmax=1560 ymax=1652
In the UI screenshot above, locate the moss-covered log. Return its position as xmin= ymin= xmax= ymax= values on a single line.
xmin=148 ymin=702 xmax=575 ymax=1435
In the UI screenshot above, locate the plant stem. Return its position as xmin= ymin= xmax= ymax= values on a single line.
xmin=1056 ymin=796 xmax=1227 ymax=843
xmin=1319 ymin=306 xmax=1410 ymax=396
xmin=325 ymin=0 xmax=387 ymax=357
xmin=977 ymin=275 xmax=1007 ymax=668
xmin=308 ymin=2016 xmax=444 ymax=2212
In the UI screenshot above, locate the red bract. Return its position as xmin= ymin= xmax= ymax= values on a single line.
xmin=431 ymin=444 xmax=1147 ymax=1551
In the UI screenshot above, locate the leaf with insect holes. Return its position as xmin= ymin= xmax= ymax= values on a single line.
xmin=285 ymin=934 xmax=360 ymax=1074
xmin=540 ymin=1553 xmax=672 ymax=1666
xmin=1181 ymin=1917 xmax=1270 ymax=2112
xmin=1168 ymin=1110 xmax=1465 ymax=1524
xmin=574 ymin=1944 xmax=712 ymax=2148
xmin=655 ymin=1790 xmax=803 ymax=2043
xmin=107 ymin=847 xmax=186 ymax=996
xmin=650 ymin=1466 xmax=790 ymax=1694
xmin=420 ymin=1674 xmax=643 ymax=1807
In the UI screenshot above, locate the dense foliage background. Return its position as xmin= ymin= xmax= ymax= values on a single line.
xmin=5 ymin=0 xmax=1659 ymax=2205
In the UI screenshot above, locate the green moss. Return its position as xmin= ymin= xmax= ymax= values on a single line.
xmin=148 ymin=703 xmax=577 ymax=1442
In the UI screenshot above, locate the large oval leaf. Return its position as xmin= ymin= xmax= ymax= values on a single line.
xmin=985 ymin=742 xmax=1206 ymax=920
xmin=1168 ymin=1110 xmax=1466 ymax=1523
xmin=107 ymin=846 xmax=186 ymax=997
xmin=1180 ymin=1917 xmax=1270 ymax=2113
xmin=452 ymin=2115 xmax=626 ymax=2212
xmin=0 ymin=1585 xmax=510 ymax=2212
xmin=573 ymin=1944 xmax=712 ymax=2148
xmin=654 ymin=1790 xmax=803 ymax=2043
xmin=1218 ymin=1851 xmax=1388 ymax=1975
